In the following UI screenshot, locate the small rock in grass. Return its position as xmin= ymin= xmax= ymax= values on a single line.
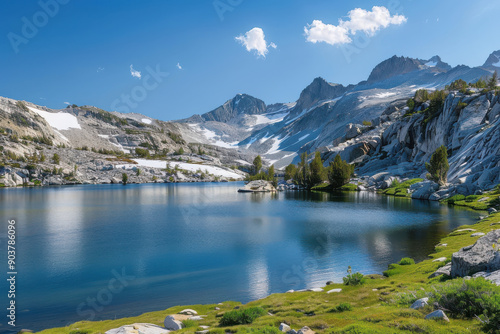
xmin=196 ymin=331 xmax=209 ymax=334
xmin=297 ymin=326 xmax=315 ymax=334
xmin=432 ymin=257 xmax=447 ymax=262
xmin=410 ymin=297 xmax=429 ymax=310
xmin=471 ymin=232 xmax=485 ymax=237
xmin=214 ymin=307 xmax=220 ymax=310
xmin=326 ymin=281 xmax=334 ymax=285
xmin=372 ymin=288 xmax=378 ymax=291
xmin=287 ymin=330 xmax=297 ymax=334
xmin=179 ymin=309 xmax=198 ymax=315
xmin=279 ymin=323 xmax=291 ymax=332
xmin=189 ymin=316 xmax=204 ymax=321
xmin=424 ymin=310 xmax=449 ymax=322
xmin=327 ymin=288 xmax=342 ymax=293
xmin=199 ymin=326 xmax=210 ymax=329
xmin=286 ymin=289 xmax=295 ymax=293
xmin=307 ymin=288 xmax=323 ymax=292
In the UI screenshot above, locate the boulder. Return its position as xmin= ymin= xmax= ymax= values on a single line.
xmin=472 ymin=270 xmax=500 ymax=285
xmin=424 ymin=310 xmax=449 ymax=322
xmin=471 ymin=232 xmax=485 ymax=237
xmin=345 ymin=123 xmax=362 ymax=140
xmin=105 ymin=323 xmax=169 ymax=334
xmin=164 ymin=315 xmax=184 ymax=331
xmin=432 ymin=257 xmax=447 ymax=262
xmin=428 ymin=263 xmax=451 ymax=278
xmin=411 ymin=181 xmax=439 ymax=200
xmin=410 ymin=297 xmax=429 ymax=310
xmin=178 ymin=309 xmax=198 ymax=315
xmin=238 ymin=180 xmax=276 ymax=193
xmin=451 ymin=230 xmax=500 ymax=277
xmin=279 ymin=323 xmax=291 ymax=332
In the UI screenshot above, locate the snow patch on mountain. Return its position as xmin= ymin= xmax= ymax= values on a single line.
xmin=28 ymin=106 xmax=81 ymax=131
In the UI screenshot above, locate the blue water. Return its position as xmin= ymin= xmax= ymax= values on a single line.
xmin=0 ymin=182 xmax=482 ymax=332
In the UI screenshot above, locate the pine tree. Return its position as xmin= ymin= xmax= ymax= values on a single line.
xmin=267 ymin=165 xmax=277 ymax=186
xmin=284 ymin=163 xmax=297 ymax=181
xmin=309 ymin=151 xmax=326 ymax=185
xmin=296 ymin=152 xmax=310 ymax=187
xmin=488 ymin=70 xmax=498 ymax=90
xmin=328 ymin=155 xmax=354 ymax=188
xmin=252 ymin=155 xmax=262 ymax=175
xmin=425 ymin=145 xmax=449 ymax=186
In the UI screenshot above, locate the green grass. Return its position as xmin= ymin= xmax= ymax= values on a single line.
xmin=35 ymin=189 xmax=500 ymax=334
xmin=441 ymin=185 xmax=500 ymax=211
xmin=381 ymin=178 xmax=423 ymax=198
xmin=311 ymin=182 xmax=358 ymax=192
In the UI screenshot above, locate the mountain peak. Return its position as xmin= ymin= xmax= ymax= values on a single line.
xmin=292 ymin=77 xmax=347 ymax=113
xmin=200 ymin=94 xmax=266 ymax=123
xmin=424 ymin=55 xmax=451 ymax=71
xmin=367 ymin=55 xmax=421 ymax=83
xmin=483 ymin=50 xmax=500 ymax=68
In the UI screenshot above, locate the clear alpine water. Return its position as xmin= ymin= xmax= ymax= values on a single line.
xmin=0 ymin=182 xmax=483 ymax=332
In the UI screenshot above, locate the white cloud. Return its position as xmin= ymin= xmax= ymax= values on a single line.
xmin=130 ymin=64 xmax=141 ymax=79
xmin=304 ymin=20 xmax=351 ymax=46
xmin=305 ymin=6 xmax=407 ymax=46
xmin=176 ymin=62 xmax=182 ymax=70
xmin=64 ymin=102 xmax=70 ymax=105
xmin=236 ymin=27 xmax=276 ymax=58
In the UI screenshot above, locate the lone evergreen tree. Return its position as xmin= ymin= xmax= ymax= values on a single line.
xmin=328 ymin=155 xmax=354 ymax=188
xmin=488 ymin=70 xmax=498 ymax=90
xmin=52 ymin=153 xmax=60 ymax=165
xmin=252 ymin=155 xmax=262 ymax=175
xmin=267 ymin=164 xmax=277 ymax=186
xmin=309 ymin=151 xmax=326 ymax=185
xmin=296 ymin=152 xmax=310 ymax=187
xmin=426 ymin=145 xmax=449 ymax=186
xmin=122 ymin=173 xmax=128 ymax=185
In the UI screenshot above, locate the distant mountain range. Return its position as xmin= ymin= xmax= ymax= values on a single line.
xmin=1 ymin=50 xmax=499 ymax=193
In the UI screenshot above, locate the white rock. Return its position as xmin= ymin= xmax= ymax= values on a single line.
xmin=164 ymin=315 xmax=183 ymax=331
xmin=279 ymin=323 xmax=291 ymax=332
xmin=188 ymin=316 xmax=204 ymax=321
xmin=471 ymin=232 xmax=485 ymax=237
xmin=327 ymin=288 xmax=342 ymax=293
xmin=307 ymin=288 xmax=323 ymax=292
xmin=179 ymin=309 xmax=198 ymax=315
xmin=410 ymin=297 xmax=429 ymax=310
xmin=105 ymin=323 xmax=170 ymax=334
xmin=286 ymin=289 xmax=295 ymax=293
xmin=424 ymin=310 xmax=449 ymax=322
xmin=432 ymin=257 xmax=447 ymax=262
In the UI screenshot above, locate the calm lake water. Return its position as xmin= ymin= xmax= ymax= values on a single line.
xmin=0 ymin=182 xmax=482 ymax=332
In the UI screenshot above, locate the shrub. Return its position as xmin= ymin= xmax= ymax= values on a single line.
xmin=122 ymin=173 xmax=128 ymax=185
xmin=135 ymin=147 xmax=150 ymax=158
xmin=52 ymin=153 xmax=60 ymax=164
xmin=335 ymin=302 xmax=353 ymax=312
xmin=362 ymin=120 xmax=372 ymax=126
xmin=309 ymin=151 xmax=326 ymax=185
xmin=465 ymin=195 xmax=481 ymax=202
xmin=219 ymin=307 xmax=266 ymax=326
xmin=398 ymin=257 xmax=415 ymax=266
xmin=284 ymin=163 xmax=296 ymax=181
xmin=429 ymin=277 xmax=500 ymax=331
xmin=343 ymin=266 xmax=366 ymax=286
xmin=252 ymin=155 xmax=262 ymax=175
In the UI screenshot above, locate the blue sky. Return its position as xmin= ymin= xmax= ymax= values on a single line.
xmin=1 ymin=0 xmax=499 ymax=120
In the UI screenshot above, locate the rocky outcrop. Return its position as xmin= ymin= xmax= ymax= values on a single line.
xmin=106 ymin=323 xmax=169 ymax=334
xmin=238 ymin=180 xmax=276 ymax=192
xmin=367 ymin=56 xmax=421 ymax=83
xmin=451 ymin=230 xmax=500 ymax=278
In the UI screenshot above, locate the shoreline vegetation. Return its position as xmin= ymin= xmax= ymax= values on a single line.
xmin=34 ymin=187 xmax=500 ymax=334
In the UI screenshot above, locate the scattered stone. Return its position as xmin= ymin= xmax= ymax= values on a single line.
xmin=452 ymin=228 xmax=476 ymax=234
xmin=451 ymin=230 xmax=500 ymax=277
xmin=326 ymin=281 xmax=334 ymax=285
xmin=438 ymin=243 xmax=448 ymax=247
xmin=288 ymin=330 xmax=297 ymax=334
xmin=214 ymin=307 xmax=220 ymax=310
xmin=307 ymin=288 xmax=323 ymax=292
xmin=279 ymin=323 xmax=291 ymax=332
xmin=410 ymin=297 xmax=429 ymax=310
xmin=199 ymin=326 xmax=210 ymax=329
xmin=488 ymin=208 xmax=497 ymax=214
xmin=424 ymin=310 xmax=450 ymax=322
xmin=196 ymin=331 xmax=209 ymax=334
xmin=106 ymin=323 xmax=169 ymax=334
xmin=372 ymin=288 xmax=378 ymax=291
xmin=432 ymin=257 xmax=447 ymax=262
xmin=164 ymin=315 xmax=184 ymax=331
xmin=471 ymin=232 xmax=486 ymax=237
xmin=297 ymin=326 xmax=315 ymax=334
xmin=218 ymin=303 xmax=223 ymax=305
xmin=286 ymin=289 xmax=295 ymax=293
xmin=327 ymin=288 xmax=342 ymax=294
xmin=179 ymin=309 xmax=198 ymax=315
xmin=428 ymin=263 xmax=451 ymax=278
xmin=189 ymin=316 xmax=204 ymax=321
